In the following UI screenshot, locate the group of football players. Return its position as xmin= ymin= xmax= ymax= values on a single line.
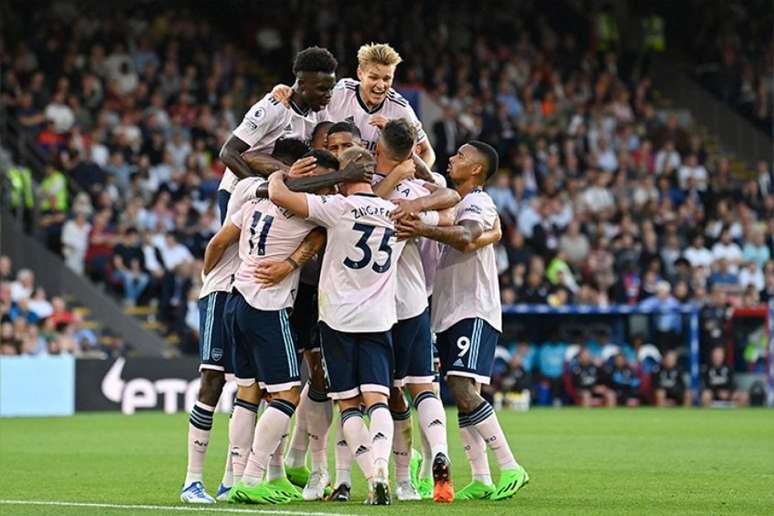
xmin=178 ymin=42 xmax=528 ymax=506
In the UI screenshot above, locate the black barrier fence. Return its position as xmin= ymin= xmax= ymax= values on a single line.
xmin=75 ymin=358 xmax=237 ymax=414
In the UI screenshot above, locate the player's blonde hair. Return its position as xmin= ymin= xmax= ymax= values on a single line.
xmin=357 ymin=43 xmax=402 ymax=69
xmin=339 ymin=147 xmax=374 ymax=168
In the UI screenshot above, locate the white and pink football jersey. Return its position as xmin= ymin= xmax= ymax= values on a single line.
xmin=372 ymin=172 xmax=434 ymax=320
xmin=324 ymin=78 xmax=427 ymax=154
xmin=200 ymin=177 xmax=265 ymax=298
xmin=431 ymin=189 xmax=502 ymax=333
xmin=231 ymin=198 xmax=317 ymax=310
xmin=218 ymin=93 xmax=326 ymax=193
xmin=305 ymin=192 xmax=437 ymax=333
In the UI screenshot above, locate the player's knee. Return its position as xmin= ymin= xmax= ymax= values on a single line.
xmin=406 ymin=383 xmax=434 ymax=400
xmin=388 ymin=387 xmax=408 ymax=412
xmin=274 ymin=386 xmax=300 ymax=407
xmin=198 ymin=370 xmax=226 ymax=406
xmin=362 ymin=391 xmax=388 ymax=409
xmin=237 ymin=384 xmax=263 ymax=405
xmin=447 ymin=376 xmax=480 ymax=412
xmin=337 ymin=396 xmax=361 ymax=412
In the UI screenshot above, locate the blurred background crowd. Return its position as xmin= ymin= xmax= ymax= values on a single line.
xmin=1 ymin=0 xmax=771 ymax=405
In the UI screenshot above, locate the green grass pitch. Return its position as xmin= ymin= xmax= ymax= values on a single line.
xmin=1 ymin=408 xmax=773 ymax=515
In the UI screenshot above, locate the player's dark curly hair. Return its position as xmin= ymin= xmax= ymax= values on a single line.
xmin=469 ymin=140 xmax=499 ymax=181
xmin=381 ymin=118 xmax=416 ymax=161
xmin=311 ymin=121 xmax=334 ymax=143
xmin=327 ymin=121 xmax=362 ymax=139
xmin=272 ymin=138 xmax=310 ymax=166
xmin=303 ymin=149 xmax=340 ymax=171
xmin=293 ymin=46 xmax=338 ymax=74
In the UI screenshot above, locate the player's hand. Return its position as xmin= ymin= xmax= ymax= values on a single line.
xmin=395 ymin=213 xmax=426 ymax=240
xmin=341 ymin=157 xmax=374 ymax=184
xmin=254 ymin=260 xmax=293 ymax=286
xmin=271 ymin=84 xmax=292 ymax=106
xmin=393 ymin=159 xmax=416 ymax=181
xmin=369 ymin=114 xmax=389 ymax=129
xmin=391 ymin=198 xmax=423 ymax=220
xmin=268 ymin=170 xmax=286 ymax=183
xmin=288 ymin=156 xmax=317 ymax=177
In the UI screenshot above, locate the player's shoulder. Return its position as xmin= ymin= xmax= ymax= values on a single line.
xmin=313 ymin=192 xmax=347 ymax=206
xmin=386 ymin=88 xmax=410 ymax=108
xmin=235 ymin=175 xmax=265 ymax=197
xmin=463 ymin=188 xmax=495 ymax=205
xmin=335 ymin=78 xmax=360 ymax=91
xmin=430 ymin=172 xmax=447 ymax=188
xmin=247 ymin=93 xmax=288 ymax=119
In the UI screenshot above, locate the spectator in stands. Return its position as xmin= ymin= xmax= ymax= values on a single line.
xmin=654 ymin=140 xmax=680 ymax=175
xmin=10 ymin=269 xmax=34 ymax=302
xmin=742 ymin=229 xmax=770 ymax=270
xmin=606 ymin=352 xmax=641 ymax=406
xmin=28 ymin=287 xmax=53 ymax=319
xmin=708 ymin=258 xmax=740 ymax=296
xmin=683 ymin=233 xmax=713 ymax=271
xmin=711 ymin=228 xmax=743 ymax=273
xmin=652 ymin=350 xmax=692 ymax=407
xmin=571 ymin=348 xmax=614 ymax=408
xmin=112 ymin=227 xmax=149 ymax=307
xmin=701 ymin=347 xmax=748 ymax=407
xmin=639 ymin=280 xmax=682 ymax=351
xmin=61 ymin=207 xmax=92 ymax=274
xmin=0 ymin=256 xmax=12 ymax=283
xmin=677 ymin=154 xmax=708 ymax=191
xmin=84 ymin=210 xmax=116 ymax=281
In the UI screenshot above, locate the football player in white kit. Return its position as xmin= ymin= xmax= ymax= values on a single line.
xmin=216 ymin=46 xmax=338 ymax=224
xmin=370 ymin=119 xmax=460 ymax=503
xmin=397 ymin=142 xmax=529 ymax=502
xmin=268 ymin=146 xmax=448 ymax=505
xmin=179 ymin=139 xmax=310 ymax=504
xmin=202 ymin=151 xmax=343 ymax=505
xmin=271 ymin=42 xmax=435 ymax=168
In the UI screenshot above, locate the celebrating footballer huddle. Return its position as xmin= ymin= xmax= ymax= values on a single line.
xmin=179 ymin=42 xmax=529 ymax=506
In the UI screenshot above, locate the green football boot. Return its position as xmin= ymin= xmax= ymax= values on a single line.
xmin=491 ymin=466 xmax=529 ymax=501
xmin=416 ymin=477 xmax=434 ymax=499
xmin=454 ymin=480 xmax=495 ymax=500
xmin=285 ymin=464 xmax=310 ymax=489
xmin=266 ymin=476 xmax=303 ymax=501
xmin=227 ymin=481 xmax=291 ymax=505
xmin=410 ymin=448 xmax=422 ymax=488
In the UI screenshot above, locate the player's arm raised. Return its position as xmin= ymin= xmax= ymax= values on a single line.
xmin=415 ymin=139 xmax=436 ymax=169
xmin=268 ymin=171 xmax=311 ymax=217
xmin=254 ymin=157 xmax=371 ymax=198
xmin=412 ymin=152 xmax=435 ymax=182
xmin=397 ymin=217 xmax=483 ymax=253
xmin=254 ymin=228 xmax=326 ymax=286
xmin=241 ymin=149 xmax=291 ymax=177
xmin=391 ymin=183 xmax=461 ymax=219
xmin=219 ymin=135 xmax=256 ymax=180
xmin=372 ymin=159 xmax=416 ymax=198
xmin=203 ymin=222 xmax=240 ymax=274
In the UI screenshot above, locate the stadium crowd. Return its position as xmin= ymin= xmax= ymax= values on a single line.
xmin=0 ymin=255 xmax=119 ymax=357
xmin=690 ymin=0 xmax=773 ymax=133
xmin=1 ymin=2 xmax=772 ymax=405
